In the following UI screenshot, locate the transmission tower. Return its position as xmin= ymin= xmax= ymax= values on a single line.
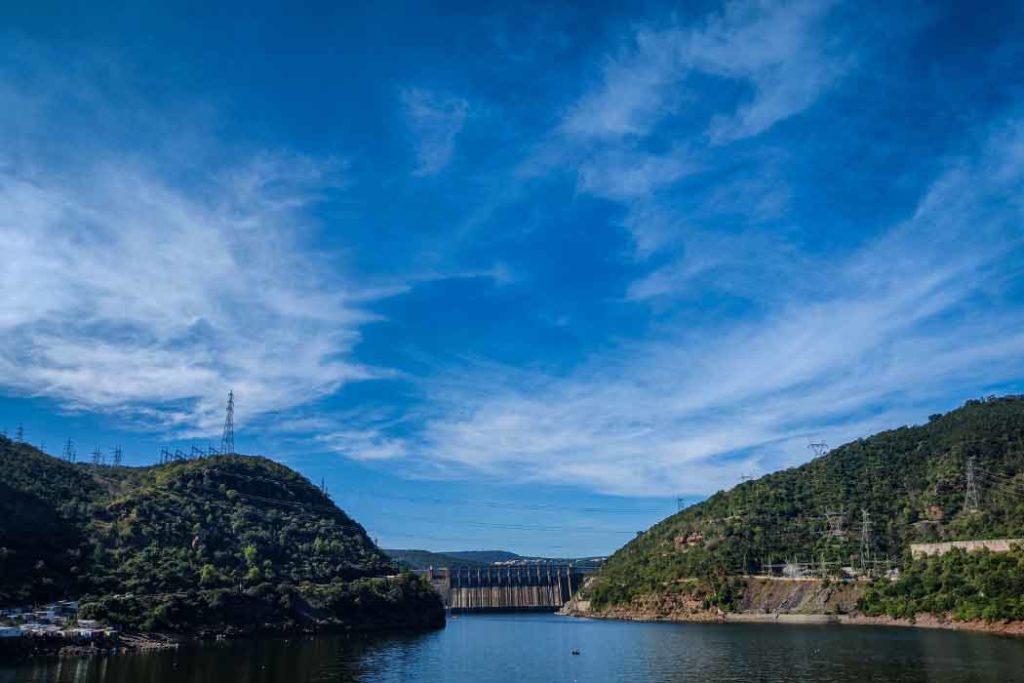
xmin=808 ymin=442 xmax=830 ymax=458
xmin=15 ymin=424 xmax=24 ymax=443
xmin=824 ymin=507 xmax=846 ymax=538
xmin=63 ymin=438 xmax=76 ymax=463
xmin=91 ymin=447 xmax=103 ymax=466
xmin=860 ymin=508 xmax=871 ymax=572
xmin=964 ymin=456 xmax=980 ymax=512
xmin=112 ymin=445 xmax=123 ymax=467
xmin=220 ymin=390 xmax=235 ymax=455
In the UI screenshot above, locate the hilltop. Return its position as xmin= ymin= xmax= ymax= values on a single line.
xmin=0 ymin=438 xmax=443 ymax=635
xmin=580 ymin=396 xmax=1024 ymax=623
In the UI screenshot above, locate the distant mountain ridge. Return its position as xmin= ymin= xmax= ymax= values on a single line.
xmin=0 ymin=437 xmax=443 ymax=634
xmin=386 ymin=548 xmax=605 ymax=571
xmin=384 ymin=549 xmax=489 ymax=569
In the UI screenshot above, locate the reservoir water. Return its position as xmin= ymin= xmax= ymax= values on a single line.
xmin=4 ymin=613 xmax=1024 ymax=682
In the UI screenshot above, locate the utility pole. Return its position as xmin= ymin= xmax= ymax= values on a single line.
xmin=965 ymin=456 xmax=980 ymax=512
xmin=220 ymin=390 xmax=235 ymax=455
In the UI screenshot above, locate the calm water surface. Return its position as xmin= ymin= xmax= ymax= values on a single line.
xmin=4 ymin=613 xmax=1024 ymax=682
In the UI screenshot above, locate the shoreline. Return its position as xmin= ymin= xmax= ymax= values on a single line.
xmin=558 ymin=575 xmax=1024 ymax=639
xmin=562 ymin=607 xmax=1024 ymax=639
xmin=0 ymin=618 xmax=448 ymax=662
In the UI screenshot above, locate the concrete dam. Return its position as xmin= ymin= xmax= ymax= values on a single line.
xmin=423 ymin=565 xmax=584 ymax=611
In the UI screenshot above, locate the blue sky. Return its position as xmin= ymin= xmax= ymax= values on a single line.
xmin=2 ymin=0 xmax=1024 ymax=556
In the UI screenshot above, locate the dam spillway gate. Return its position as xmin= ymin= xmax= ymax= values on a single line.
xmin=423 ymin=565 xmax=584 ymax=611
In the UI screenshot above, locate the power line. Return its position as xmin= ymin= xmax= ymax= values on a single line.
xmin=975 ymin=471 xmax=1024 ymax=499
xmin=351 ymin=490 xmax=669 ymax=516
xmin=192 ymin=468 xmax=641 ymax=536
xmin=204 ymin=466 xmax=668 ymax=516
xmin=976 ymin=467 xmax=1024 ymax=489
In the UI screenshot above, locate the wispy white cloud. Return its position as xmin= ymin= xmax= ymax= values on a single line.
xmin=0 ymin=155 xmax=380 ymax=434
xmin=401 ymin=87 xmax=469 ymax=176
xmin=577 ymin=148 xmax=695 ymax=201
xmin=368 ymin=118 xmax=1024 ymax=496
xmin=319 ymin=427 xmax=411 ymax=461
xmin=562 ymin=0 xmax=846 ymax=143
xmin=624 ymin=223 xmax=798 ymax=301
xmin=0 ymin=54 xmax=389 ymax=437
xmin=534 ymin=0 xmax=854 ymax=268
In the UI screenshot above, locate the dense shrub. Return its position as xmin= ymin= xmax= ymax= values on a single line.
xmin=859 ymin=546 xmax=1024 ymax=622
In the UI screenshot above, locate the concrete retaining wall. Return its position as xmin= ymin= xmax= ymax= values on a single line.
xmin=910 ymin=539 xmax=1023 ymax=558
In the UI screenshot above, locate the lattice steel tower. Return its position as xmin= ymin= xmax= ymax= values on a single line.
xmin=220 ymin=390 xmax=235 ymax=455
xmin=964 ymin=456 xmax=980 ymax=512
xmin=860 ymin=508 xmax=871 ymax=570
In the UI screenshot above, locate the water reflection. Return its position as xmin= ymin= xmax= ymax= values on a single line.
xmin=3 ymin=614 xmax=1024 ymax=682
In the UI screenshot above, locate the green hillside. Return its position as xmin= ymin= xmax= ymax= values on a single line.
xmin=586 ymin=396 xmax=1024 ymax=611
xmin=0 ymin=438 xmax=443 ymax=634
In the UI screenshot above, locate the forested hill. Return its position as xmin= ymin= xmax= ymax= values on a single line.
xmin=0 ymin=438 xmax=442 ymax=633
xmin=587 ymin=396 xmax=1024 ymax=608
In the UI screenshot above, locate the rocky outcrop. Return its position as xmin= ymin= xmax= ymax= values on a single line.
xmin=563 ymin=576 xmax=863 ymax=623
xmin=738 ymin=578 xmax=863 ymax=615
